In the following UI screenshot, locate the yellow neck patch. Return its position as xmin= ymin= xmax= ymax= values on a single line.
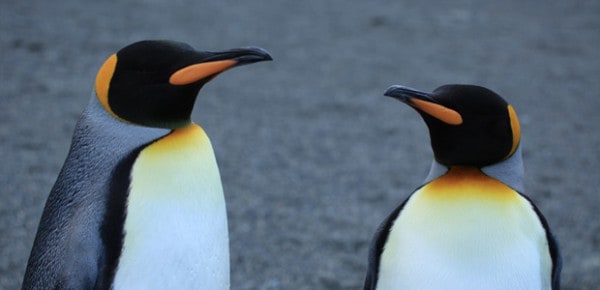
xmin=128 ymin=122 xmax=220 ymax=201
xmin=422 ymin=166 xmax=518 ymax=202
xmin=149 ymin=123 xmax=207 ymax=153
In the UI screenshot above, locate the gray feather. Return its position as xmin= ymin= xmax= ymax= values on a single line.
xmin=22 ymin=94 xmax=167 ymax=289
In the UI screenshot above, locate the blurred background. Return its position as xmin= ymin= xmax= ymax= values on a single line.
xmin=1 ymin=0 xmax=598 ymax=289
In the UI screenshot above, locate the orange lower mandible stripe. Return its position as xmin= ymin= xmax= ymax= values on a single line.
xmin=169 ymin=60 xmax=237 ymax=85
xmin=411 ymin=98 xmax=463 ymax=125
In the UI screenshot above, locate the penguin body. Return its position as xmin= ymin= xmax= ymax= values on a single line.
xmin=364 ymin=85 xmax=560 ymax=290
xmin=23 ymin=40 xmax=271 ymax=289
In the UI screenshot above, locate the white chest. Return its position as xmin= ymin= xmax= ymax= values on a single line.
xmin=376 ymin=169 xmax=552 ymax=290
xmin=112 ymin=125 xmax=229 ymax=290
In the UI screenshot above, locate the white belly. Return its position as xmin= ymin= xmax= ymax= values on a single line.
xmin=376 ymin=169 xmax=552 ymax=290
xmin=112 ymin=124 xmax=229 ymax=290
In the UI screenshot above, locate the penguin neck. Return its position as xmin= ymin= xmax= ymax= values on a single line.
xmin=80 ymin=94 xmax=169 ymax=152
xmin=481 ymin=145 xmax=525 ymax=193
xmin=86 ymin=94 xmax=169 ymax=137
xmin=424 ymin=145 xmax=524 ymax=193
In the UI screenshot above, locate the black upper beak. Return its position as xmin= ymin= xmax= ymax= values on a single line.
xmin=205 ymin=47 xmax=273 ymax=65
xmin=384 ymin=85 xmax=435 ymax=103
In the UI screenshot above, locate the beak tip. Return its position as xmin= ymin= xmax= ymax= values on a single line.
xmin=384 ymin=85 xmax=413 ymax=103
xmin=384 ymin=85 xmax=432 ymax=104
xmin=239 ymin=46 xmax=273 ymax=63
xmin=384 ymin=85 xmax=403 ymax=97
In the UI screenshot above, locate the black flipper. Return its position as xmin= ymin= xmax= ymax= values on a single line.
xmin=521 ymin=194 xmax=562 ymax=290
xmin=363 ymin=195 xmax=411 ymax=290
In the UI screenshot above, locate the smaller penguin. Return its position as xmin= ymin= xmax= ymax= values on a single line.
xmin=22 ymin=40 xmax=271 ymax=290
xmin=364 ymin=84 xmax=561 ymax=290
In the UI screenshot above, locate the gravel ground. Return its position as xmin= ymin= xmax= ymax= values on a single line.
xmin=1 ymin=0 xmax=599 ymax=289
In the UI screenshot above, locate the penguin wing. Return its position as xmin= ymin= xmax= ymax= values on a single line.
xmin=22 ymin=141 xmax=150 ymax=290
xmin=363 ymin=195 xmax=411 ymax=290
xmin=22 ymin=150 xmax=109 ymax=289
xmin=521 ymin=193 xmax=562 ymax=290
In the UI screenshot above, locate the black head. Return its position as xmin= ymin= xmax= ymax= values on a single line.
xmin=385 ymin=84 xmax=521 ymax=167
xmin=95 ymin=40 xmax=272 ymax=129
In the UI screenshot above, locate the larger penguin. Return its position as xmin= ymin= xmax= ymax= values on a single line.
xmin=364 ymin=85 xmax=561 ymax=290
xmin=22 ymin=40 xmax=271 ymax=289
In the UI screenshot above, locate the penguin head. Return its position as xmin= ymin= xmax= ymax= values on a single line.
xmin=95 ymin=40 xmax=272 ymax=129
xmin=385 ymin=84 xmax=521 ymax=167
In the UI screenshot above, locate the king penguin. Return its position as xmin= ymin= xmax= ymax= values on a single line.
xmin=22 ymin=40 xmax=272 ymax=290
xmin=364 ymin=85 xmax=561 ymax=290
